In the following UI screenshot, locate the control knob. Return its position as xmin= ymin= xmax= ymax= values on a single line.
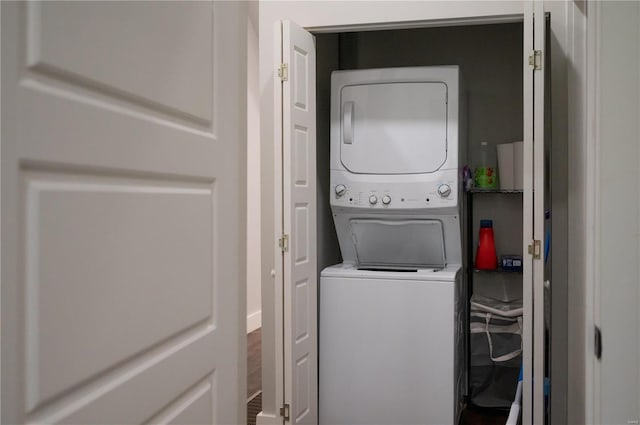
xmin=438 ymin=184 xmax=452 ymax=198
xmin=335 ymin=184 xmax=346 ymax=197
xmin=369 ymin=195 xmax=378 ymax=205
xmin=382 ymin=195 xmax=391 ymax=205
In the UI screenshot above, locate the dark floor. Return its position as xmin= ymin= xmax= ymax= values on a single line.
xmin=247 ymin=399 xmax=508 ymax=425
xmin=247 ymin=392 xmax=262 ymax=425
xmin=459 ymin=405 xmax=510 ymax=425
xmin=247 ymin=328 xmax=262 ymax=425
xmin=247 ymin=328 xmax=262 ymax=399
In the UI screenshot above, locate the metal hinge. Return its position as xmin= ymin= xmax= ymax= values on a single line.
xmin=277 ymin=63 xmax=289 ymax=81
xmin=280 ymin=403 xmax=290 ymax=421
xmin=278 ymin=234 xmax=289 ymax=252
xmin=529 ymin=50 xmax=542 ymax=70
xmin=528 ymin=239 xmax=542 ymax=259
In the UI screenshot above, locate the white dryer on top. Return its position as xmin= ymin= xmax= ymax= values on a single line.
xmin=329 ymin=66 xmax=465 ymax=268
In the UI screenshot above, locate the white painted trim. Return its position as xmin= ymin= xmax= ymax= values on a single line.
xmin=564 ymin=1 xmax=589 ymax=423
xmin=247 ymin=310 xmax=262 ymax=334
xmin=585 ymin=1 xmax=601 ymax=423
xmin=305 ymin=13 xmax=524 ymax=34
xmin=532 ymin=1 xmax=546 ymax=422
xmin=273 ymin=19 xmax=285 ymax=425
xmin=256 ymin=411 xmax=279 ymax=425
xmin=522 ymin=3 xmax=534 ymax=423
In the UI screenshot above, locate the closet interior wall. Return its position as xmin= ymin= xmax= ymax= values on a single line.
xmin=315 ymin=23 xmax=525 ymax=273
xmin=316 ymin=33 xmax=342 ymax=276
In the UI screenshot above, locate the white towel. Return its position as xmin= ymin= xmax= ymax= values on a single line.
xmin=513 ymin=141 xmax=524 ymax=190
xmin=497 ymin=143 xmax=515 ymax=190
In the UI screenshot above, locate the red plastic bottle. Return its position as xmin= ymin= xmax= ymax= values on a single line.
xmin=475 ymin=219 xmax=498 ymax=270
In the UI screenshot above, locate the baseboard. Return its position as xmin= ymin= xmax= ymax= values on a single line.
xmin=256 ymin=411 xmax=278 ymax=425
xmin=247 ymin=310 xmax=262 ymax=333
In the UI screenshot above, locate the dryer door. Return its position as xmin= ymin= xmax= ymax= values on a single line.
xmin=340 ymin=82 xmax=448 ymax=175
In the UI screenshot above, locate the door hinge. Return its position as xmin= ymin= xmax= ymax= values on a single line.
xmin=528 ymin=50 xmax=542 ymax=70
xmin=280 ymin=403 xmax=290 ymax=421
xmin=278 ymin=63 xmax=289 ymax=81
xmin=594 ymin=325 xmax=602 ymax=360
xmin=278 ymin=234 xmax=289 ymax=252
xmin=528 ymin=239 xmax=542 ymax=259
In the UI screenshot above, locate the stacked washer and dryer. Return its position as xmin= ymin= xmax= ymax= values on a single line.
xmin=319 ymin=66 xmax=466 ymax=425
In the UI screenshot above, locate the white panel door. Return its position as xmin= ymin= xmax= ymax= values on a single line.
xmin=281 ymin=20 xmax=318 ymax=425
xmin=523 ymin=1 xmax=546 ymax=424
xmin=1 ymin=2 xmax=247 ymax=424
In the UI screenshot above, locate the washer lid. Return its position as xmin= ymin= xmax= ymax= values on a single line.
xmin=320 ymin=263 xmax=461 ymax=281
xmin=349 ymin=219 xmax=446 ymax=268
xmin=340 ymin=82 xmax=448 ymax=175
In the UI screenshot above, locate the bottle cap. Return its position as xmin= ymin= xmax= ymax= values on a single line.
xmin=480 ymin=219 xmax=493 ymax=228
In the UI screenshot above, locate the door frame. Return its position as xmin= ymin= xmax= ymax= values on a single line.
xmin=585 ymin=2 xmax=600 ymax=417
xmin=269 ymin=13 xmax=528 ymax=425
xmin=259 ymin=3 xmax=577 ymax=423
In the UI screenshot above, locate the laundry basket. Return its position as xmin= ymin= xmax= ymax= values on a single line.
xmin=469 ymin=294 xmax=523 ymax=408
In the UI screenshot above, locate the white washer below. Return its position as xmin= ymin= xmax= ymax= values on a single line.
xmin=319 ymin=263 xmax=465 ymax=425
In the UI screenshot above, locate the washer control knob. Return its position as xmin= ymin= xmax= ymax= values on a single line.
xmin=335 ymin=184 xmax=346 ymax=197
xmin=369 ymin=195 xmax=378 ymax=205
xmin=438 ymin=184 xmax=452 ymax=198
xmin=382 ymin=195 xmax=392 ymax=205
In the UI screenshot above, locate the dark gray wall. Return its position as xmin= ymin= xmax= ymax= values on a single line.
xmin=315 ymin=34 xmax=342 ymax=272
xmin=337 ymin=23 xmax=524 ymax=162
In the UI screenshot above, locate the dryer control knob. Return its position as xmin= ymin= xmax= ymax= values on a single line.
xmin=382 ymin=195 xmax=391 ymax=205
xmin=438 ymin=184 xmax=452 ymax=198
xmin=335 ymin=184 xmax=346 ymax=197
xmin=369 ymin=195 xmax=378 ymax=205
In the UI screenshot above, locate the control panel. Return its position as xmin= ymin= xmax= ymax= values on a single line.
xmin=330 ymin=169 xmax=459 ymax=210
